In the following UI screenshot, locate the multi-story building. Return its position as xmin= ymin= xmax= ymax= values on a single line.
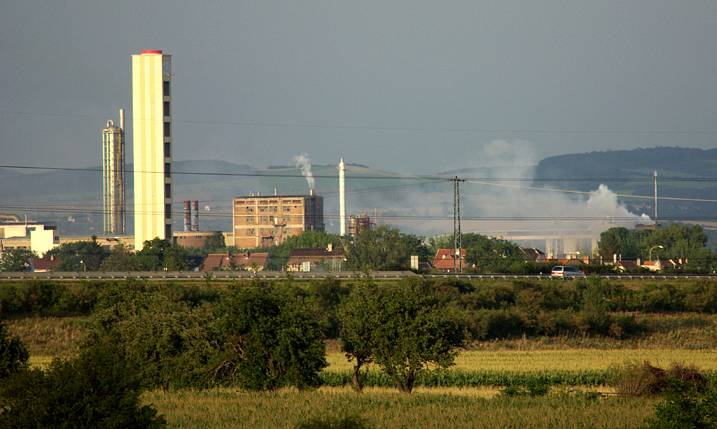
xmin=348 ymin=213 xmax=373 ymax=238
xmin=132 ymin=50 xmax=173 ymax=250
xmin=232 ymin=194 xmax=324 ymax=248
xmin=101 ymin=109 xmax=126 ymax=235
xmin=0 ymin=222 xmax=58 ymax=256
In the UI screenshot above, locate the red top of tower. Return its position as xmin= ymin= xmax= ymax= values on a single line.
xmin=140 ymin=49 xmax=163 ymax=55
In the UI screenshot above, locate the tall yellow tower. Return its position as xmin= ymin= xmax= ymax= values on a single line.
xmin=132 ymin=50 xmax=172 ymax=250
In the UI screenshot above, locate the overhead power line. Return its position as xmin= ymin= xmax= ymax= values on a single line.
xmin=5 ymin=163 xmax=717 ymax=184
xmin=4 ymin=109 xmax=717 ymax=136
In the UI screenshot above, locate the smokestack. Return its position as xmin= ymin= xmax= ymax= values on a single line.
xmin=653 ymin=170 xmax=658 ymax=223
xmin=191 ymin=200 xmax=199 ymax=231
xmin=119 ymin=108 xmax=125 ymax=131
xmin=339 ymin=158 xmax=346 ymax=236
xmin=183 ymin=201 xmax=191 ymax=232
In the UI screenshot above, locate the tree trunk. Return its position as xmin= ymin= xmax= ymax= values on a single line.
xmin=351 ymin=361 xmax=364 ymax=393
xmin=396 ymin=370 xmax=415 ymax=394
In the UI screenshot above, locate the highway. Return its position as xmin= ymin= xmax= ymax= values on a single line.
xmin=0 ymin=271 xmax=715 ymax=281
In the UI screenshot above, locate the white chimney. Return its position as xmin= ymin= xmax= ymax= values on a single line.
xmin=119 ymin=108 xmax=125 ymax=131
xmin=339 ymin=158 xmax=346 ymax=236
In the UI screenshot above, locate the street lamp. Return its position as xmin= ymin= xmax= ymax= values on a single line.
xmin=649 ymin=245 xmax=664 ymax=262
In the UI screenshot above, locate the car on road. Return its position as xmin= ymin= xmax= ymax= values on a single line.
xmin=550 ymin=265 xmax=586 ymax=278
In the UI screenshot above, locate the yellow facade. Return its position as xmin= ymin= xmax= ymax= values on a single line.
xmin=132 ymin=50 xmax=172 ymax=250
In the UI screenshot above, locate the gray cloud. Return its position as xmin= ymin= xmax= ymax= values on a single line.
xmin=2 ymin=1 xmax=717 ymax=173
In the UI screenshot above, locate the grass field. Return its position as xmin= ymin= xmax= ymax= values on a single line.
xmin=143 ymin=388 xmax=656 ymax=429
xmin=325 ymin=348 xmax=717 ymax=373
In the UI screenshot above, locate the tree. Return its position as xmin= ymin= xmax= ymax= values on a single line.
xmin=47 ymin=237 xmax=108 ymax=271
xmin=598 ymin=227 xmax=638 ymax=260
xmin=89 ymin=291 xmax=217 ymax=389
xmin=203 ymin=232 xmax=226 ymax=251
xmin=265 ymin=230 xmax=342 ymax=270
xmin=100 ymin=244 xmax=140 ymax=271
xmin=0 ymin=337 xmax=166 ymax=429
xmin=346 ymin=226 xmax=425 ymax=271
xmin=430 ymin=233 xmax=523 ymax=272
xmin=0 ymin=249 xmax=35 ymax=272
xmin=339 ymin=280 xmax=466 ymax=393
xmin=338 ymin=282 xmax=378 ymax=392
xmin=135 ymin=238 xmax=191 ymax=271
xmin=213 ymin=284 xmax=327 ymax=390
xmin=0 ymin=321 xmax=28 ymax=379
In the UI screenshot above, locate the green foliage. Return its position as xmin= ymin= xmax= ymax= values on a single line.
xmin=500 ymin=378 xmax=550 ymax=397
xmin=135 ymin=238 xmax=193 ymax=271
xmin=338 ymin=283 xmax=378 ymax=391
xmin=0 ymin=321 xmax=28 ymax=379
xmin=340 ymin=280 xmax=467 ymax=393
xmin=89 ymin=288 xmax=218 ymax=388
xmin=320 ymin=368 xmax=618 ymax=388
xmin=0 ymin=249 xmax=35 ymax=272
xmin=100 ymin=243 xmax=141 ymax=271
xmin=432 ymin=233 xmax=524 ymax=271
xmin=214 ymin=284 xmax=327 ymax=390
xmin=203 ymin=232 xmax=226 ymax=251
xmin=346 ymin=225 xmax=426 ymax=271
xmin=649 ymin=382 xmax=717 ymax=429
xmin=47 ymin=237 xmax=109 ymax=271
xmin=0 ymin=337 xmax=166 ymax=429
xmin=295 ymin=414 xmax=372 ymax=429
xmin=263 ymin=230 xmax=343 ymax=270
xmin=598 ymin=224 xmax=714 ymax=271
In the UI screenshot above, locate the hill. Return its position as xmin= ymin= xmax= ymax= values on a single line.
xmin=534 ymin=147 xmax=717 ymax=221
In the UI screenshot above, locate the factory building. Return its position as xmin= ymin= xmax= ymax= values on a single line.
xmin=232 ymin=194 xmax=324 ymax=248
xmin=101 ymin=109 xmax=126 ymax=235
xmin=0 ymin=222 xmax=58 ymax=256
xmin=132 ymin=49 xmax=173 ymax=250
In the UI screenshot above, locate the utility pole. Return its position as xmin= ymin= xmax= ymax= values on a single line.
xmin=451 ymin=176 xmax=465 ymax=273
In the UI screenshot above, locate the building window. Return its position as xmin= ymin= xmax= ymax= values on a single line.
xmin=165 ymin=183 xmax=171 ymax=198
xmin=164 ymin=122 xmax=171 ymax=137
xmin=163 ymin=81 xmax=170 ymax=97
xmin=164 ymin=142 xmax=171 ymax=158
xmin=163 ymin=101 xmax=170 ymax=117
xmin=164 ymin=162 xmax=171 ymax=178
xmin=165 ymin=203 xmax=172 ymax=216
xmin=165 ymin=224 xmax=172 ymax=239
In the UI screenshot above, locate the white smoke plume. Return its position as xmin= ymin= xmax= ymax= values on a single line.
xmin=293 ymin=153 xmax=315 ymax=191
xmin=348 ymin=139 xmax=652 ymax=255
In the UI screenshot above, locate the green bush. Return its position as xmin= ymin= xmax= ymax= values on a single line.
xmin=0 ymin=337 xmax=165 ymax=429
xmin=471 ymin=309 xmax=526 ymax=339
xmin=649 ymin=382 xmax=717 ymax=429
xmin=0 ymin=321 xmax=28 ymax=379
xmin=214 ymin=284 xmax=327 ymax=390
xmin=89 ymin=291 xmax=218 ymax=389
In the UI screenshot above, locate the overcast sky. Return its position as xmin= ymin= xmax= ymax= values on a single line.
xmin=2 ymin=0 xmax=717 ymax=173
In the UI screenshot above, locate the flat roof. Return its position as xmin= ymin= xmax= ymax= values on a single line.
xmin=234 ymin=194 xmax=320 ymax=199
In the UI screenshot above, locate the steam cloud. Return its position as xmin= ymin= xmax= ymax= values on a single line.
xmin=347 ymin=139 xmax=652 ymax=254
xmin=293 ymin=153 xmax=315 ymax=191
